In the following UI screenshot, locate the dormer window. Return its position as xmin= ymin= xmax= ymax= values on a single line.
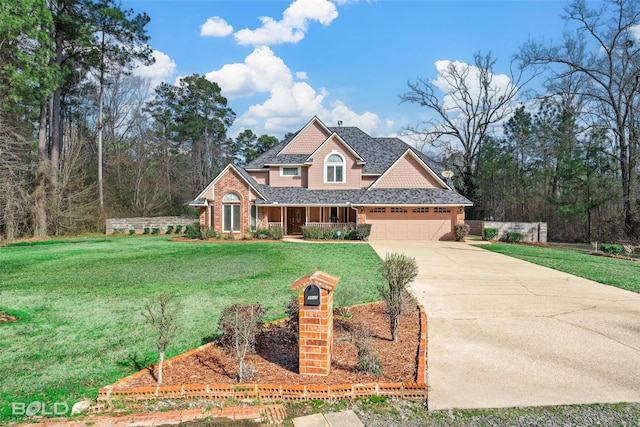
xmin=280 ymin=167 xmax=300 ymax=177
xmin=325 ymin=152 xmax=345 ymax=183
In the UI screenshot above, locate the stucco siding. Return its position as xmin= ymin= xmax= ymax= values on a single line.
xmin=375 ymin=154 xmax=443 ymax=188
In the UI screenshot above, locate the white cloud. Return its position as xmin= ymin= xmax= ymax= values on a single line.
xmin=295 ymin=71 xmax=309 ymax=80
xmin=131 ymin=49 xmax=176 ymax=88
xmin=234 ymin=0 xmax=338 ymax=46
xmin=201 ymin=16 xmax=233 ymax=37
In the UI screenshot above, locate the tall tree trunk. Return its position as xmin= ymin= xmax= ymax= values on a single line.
xmin=34 ymin=103 xmax=49 ymax=237
xmin=157 ymin=351 xmax=164 ymax=385
xmin=98 ymin=74 xmax=105 ymax=215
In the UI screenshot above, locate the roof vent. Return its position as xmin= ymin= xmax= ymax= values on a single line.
xmin=337 ymin=120 xmax=342 ymax=127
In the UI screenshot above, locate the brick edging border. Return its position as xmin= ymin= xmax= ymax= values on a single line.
xmin=98 ymin=304 xmax=428 ymax=403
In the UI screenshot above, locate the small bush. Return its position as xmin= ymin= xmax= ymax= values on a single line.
xmin=333 ymin=287 xmax=362 ymax=317
xmin=355 ymin=224 xmax=372 ymax=240
xmin=284 ymin=295 xmax=299 ymax=339
xmin=151 ymin=228 xmax=160 ymax=235
xmin=253 ymin=228 xmax=271 ymax=239
xmin=166 ymin=225 xmax=174 ymax=234
xmin=483 ymin=227 xmax=498 ymax=240
xmin=175 ymin=225 xmax=183 ymax=234
xmin=201 ymin=227 xmax=218 ymax=239
xmin=352 ymin=321 xmax=382 ymax=375
xmin=506 ymin=232 xmax=522 ymax=243
xmin=143 ymin=227 xmax=150 ymax=235
xmin=218 ymin=303 xmax=267 ymax=382
xmin=112 ymin=228 xmax=125 ymax=234
xmin=185 ymin=223 xmax=200 ymax=239
xmin=224 ymin=233 xmax=235 ymax=240
xmin=601 ymin=243 xmax=623 ymax=255
xmin=268 ymin=225 xmax=284 ymax=240
xmin=301 ymin=226 xmax=322 ymax=240
xmin=454 ymin=224 xmax=470 ymax=241
xmin=128 ymin=229 xmax=135 ymax=235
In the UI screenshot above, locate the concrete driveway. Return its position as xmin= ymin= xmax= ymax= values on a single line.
xmin=369 ymin=240 xmax=640 ymax=410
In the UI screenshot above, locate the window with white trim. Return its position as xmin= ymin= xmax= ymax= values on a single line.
xmin=434 ymin=207 xmax=451 ymax=213
xmin=223 ymin=192 xmax=241 ymax=232
xmin=391 ymin=207 xmax=407 ymax=213
xmin=369 ymin=207 xmax=386 ymax=213
xmin=325 ymin=153 xmax=345 ymax=183
xmin=280 ymin=167 xmax=300 ymax=176
xmin=413 ymin=207 xmax=430 ymax=213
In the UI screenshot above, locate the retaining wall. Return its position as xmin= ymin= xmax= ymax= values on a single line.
xmin=105 ymin=216 xmax=198 ymax=234
xmin=466 ymin=220 xmax=547 ymax=243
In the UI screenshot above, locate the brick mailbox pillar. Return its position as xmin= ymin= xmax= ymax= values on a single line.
xmin=290 ymin=269 xmax=339 ymax=376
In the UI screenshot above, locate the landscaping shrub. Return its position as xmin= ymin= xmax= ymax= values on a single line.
xmin=112 ymin=228 xmax=125 ymax=234
xmin=378 ymin=252 xmax=418 ymax=342
xmin=355 ymin=224 xmax=372 ymax=240
xmin=218 ymin=303 xmax=267 ymax=382
xmin=483 ymin=227 xmax=498 ymax=240
xmin=175 ymin=225 xmax=183 ymax=234
xmin=151 ymin=228 xmax=160 ymax=235
xmin=268 ymin=225 xmax=284 ymax=240
xmin=284 ymin=295 xmax=299 ymax=339
xmin=143 ymin=227 xmax=150 ymax=235
xmin=301 ymin=226 xmax=322 ymax=239
xmin=185 ymin=223 xmax=200 ymax=239
xmin=601 ymin=243 xmax=623 ymax=255
xmin=253 ymin=228 xmax=271 ymax=239
xmin=334 ymin=287 xmax=362 ymax=317
xmin=200 ymin=227 xmax=218 ymax=239
xmin=454 ymin=223 xmax=471 ymax=241
xmin=166 ymin=225 xmax=174 ymax=234
xmin=352 ymin=321 xmax=382 ymax=375
xmin=128 ymin=229 xmax=135 ymax=235
xmin=506 ymin=231 xmax=523 ymax=243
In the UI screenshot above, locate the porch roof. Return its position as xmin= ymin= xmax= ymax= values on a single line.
xmin=254 ymin=186 xmax=472 ymax=206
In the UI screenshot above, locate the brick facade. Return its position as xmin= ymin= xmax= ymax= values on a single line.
xmin=212 ymin=168 xmax=253 ymax=234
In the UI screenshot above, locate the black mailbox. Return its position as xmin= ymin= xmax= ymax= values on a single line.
xmin=304 ymin=284 xmax=321 ymax=306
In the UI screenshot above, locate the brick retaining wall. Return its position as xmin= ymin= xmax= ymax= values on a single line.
xmin=466 ymin=220 xmax=547 ymax=243
xmin=105 ymin=216 xmax=198 ymax=235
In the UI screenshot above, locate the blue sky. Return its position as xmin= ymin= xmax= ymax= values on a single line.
xmin=123 ymin=0 xmax=571 ymax=140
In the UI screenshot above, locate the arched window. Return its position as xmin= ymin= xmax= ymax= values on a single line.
xmin=223 ymin=192 xmax=241 ymax=232
xmin=325 ymin=152 xmax=345 ymax=183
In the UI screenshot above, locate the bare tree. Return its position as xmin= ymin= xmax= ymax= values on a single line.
xmin=377 ymin=253 xmax=418 ymax=342
xmin=141 ymin=293 xmax=180 ymax=385
xmin=401 ymin=52 xmax=528 ymax=199
xmin=519 ymin=0 xmax=640 ymax=238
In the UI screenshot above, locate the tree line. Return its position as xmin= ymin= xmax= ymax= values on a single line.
xmin=402 ymin=0 xmax=640 ymax=243
xmin=0 ymin=0 xmax=278 ymax=240
xmin=2 ymin=0 xmax=640 ymax=243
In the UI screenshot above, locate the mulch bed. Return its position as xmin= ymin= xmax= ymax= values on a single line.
xmin=115 ymin=302 xmax=419 ymax=388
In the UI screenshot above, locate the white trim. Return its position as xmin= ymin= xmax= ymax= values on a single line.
xmin=277 ymin=116 xmax=332 ymax=155
xmin=280 ymin=166 xmax=301 ymax=177
xmin=368 ymin=149 xmax=452 ymax=191
xmin=324 ymin=151 xmax=346 ymax=184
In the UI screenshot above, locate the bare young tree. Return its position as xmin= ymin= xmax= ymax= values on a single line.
xmin=400 ymin=52 xmax=529 ymax=199
xmin=519 ymin=0 xmax=640 ymax=238
xmin=377 ymin=253 xmax=418 ymax=342
xmin=141 ymin=293 xmax=180 ymax=385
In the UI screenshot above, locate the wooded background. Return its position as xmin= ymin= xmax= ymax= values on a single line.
xmin=1 ymin=0 xmax=639 ymax=244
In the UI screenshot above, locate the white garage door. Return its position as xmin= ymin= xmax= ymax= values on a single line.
xmin=365 ymin=207 xmax=454 ymax=240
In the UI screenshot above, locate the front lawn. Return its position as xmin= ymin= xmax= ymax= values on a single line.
xmin=481 ymin=243 xmax=640 ymax=294
xmin=0 ymin=236 xmax=382 ymax=421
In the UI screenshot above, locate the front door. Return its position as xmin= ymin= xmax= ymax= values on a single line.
xmin=287 ymin=207 xmax=306 ymax=234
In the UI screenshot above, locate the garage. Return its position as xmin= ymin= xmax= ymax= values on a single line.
xmin=365 ymin=206 xmax=455 ymax=240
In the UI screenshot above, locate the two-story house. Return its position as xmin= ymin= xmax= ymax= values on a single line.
xmin=189 ymin=116 xmax=472 ymax=240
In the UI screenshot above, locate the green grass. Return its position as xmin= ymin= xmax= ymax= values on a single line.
xmin=0 ymin=235 xmax=383 ymax=422
xmin=481 ymin=243 xmax=640 ymax=293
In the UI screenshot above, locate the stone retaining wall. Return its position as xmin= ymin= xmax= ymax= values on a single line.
xmin=105 ymin=216 xmax=198 ymax=235
xmin=466 ymin=220 xmax=547 ymax=243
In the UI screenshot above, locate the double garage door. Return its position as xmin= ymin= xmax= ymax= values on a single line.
xmin=366 ymin=207 xmax=454 ymax=240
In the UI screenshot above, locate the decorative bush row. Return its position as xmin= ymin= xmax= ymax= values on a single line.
xmin=116 ymin=225 xmax=184 ymax=235
xmin=301 ymin=224 xmax=372 ymax=241
xmin=506 ymin=232 xmax=523 ymax=243
xmin=600 ymin=243 xmax=623 ymax=255
xmin=252 ymin=226 xmax=283 ymax=240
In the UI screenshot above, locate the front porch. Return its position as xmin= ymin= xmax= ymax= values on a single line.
xmin=260 ymin=205 xmax=357 ymax=235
